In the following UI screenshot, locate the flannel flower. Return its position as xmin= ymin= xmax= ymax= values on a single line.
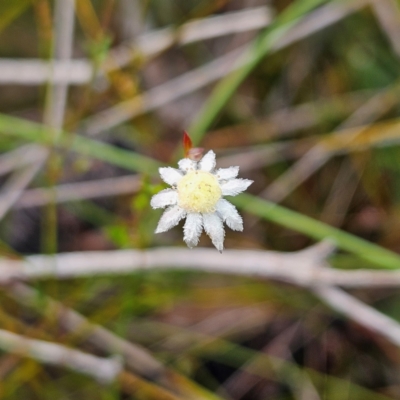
xmin=151 ymin=150 xmax=253 ymax=252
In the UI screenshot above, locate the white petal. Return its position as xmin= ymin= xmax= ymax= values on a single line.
xmin=216 ymin=199 xmax=243 ymax=231
xmin=216 ymin=166 xmax=239 ymax=180
xmin=183 ymin=213 xmax=203 ymax=248
xmin=155 ymin=205 xmax=186 ymax=233
xmin=178 ymin=158 xmax=197 ymax=172
xmin=203 ymin=212 xmax=225 ymax=252
xmin=150 ymin=189 xmax=178 ymax=209
xmin=199 ymin=150 xmax=216 ymax=172
xmin=221 ymin=179 xmax=253 ymax=196
xmin=159 ymin=167 xmax=183 ymax=186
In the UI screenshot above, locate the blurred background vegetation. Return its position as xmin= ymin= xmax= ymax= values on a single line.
xmin=2 ymin=0 xmax=400 ymax=399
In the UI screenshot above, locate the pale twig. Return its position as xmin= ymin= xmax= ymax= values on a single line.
xmin=3 ymin=243 xmax=400 ymax=288
xmin=108 ymin=6 xmax=273 ymax=67
xmin=0 ymin=161 xmax=45 ymax=220
xmin=44 ymin=0 xmax=76 ymax=132
xmin=14 ymin=174 xmax=141 ymax=209
xmin=313 ymin=285 xmax=400 ymax=348
xmin=0 ymin=59 xmax=91 ymax=85
xmin=319 ymin=156 xmax=365 ymax=226
xmin=370 ymin=0 xmax=400 ymax=59
xmin=0 ymin=328 xmax=121 ymax=383
xmin=270 ymin=0 xmax=368 ymax=51
xmin=117 ymin=0 xmax=144 ymax=40
xmin=0 ymin=242 xmax=351 ymax=286
xmin=0 ymin=144 xmax=46 ymax=178
xmin=177 ymin=6 xmax=271 ymax=44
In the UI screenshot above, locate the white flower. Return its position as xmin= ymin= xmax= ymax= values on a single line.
xmin=151 ymin=150 xmax=253 ymax=252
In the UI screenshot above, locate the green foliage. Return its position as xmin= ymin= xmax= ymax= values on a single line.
xmin=0 ymin=0 xmax=31 ymax=33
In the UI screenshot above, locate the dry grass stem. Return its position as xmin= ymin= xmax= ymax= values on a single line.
xmin=0 ymin=327 xmax=122 ymax=383
xmin=0 ymin=59 xmax=91 ymax=85
xmin=0 ymin=162 xmax=45 ymax=220
xmin=14 ymin=174 xmax=141 ymax=208
xmin=44 ymin=0 xmax=76 ymax=132
xmin=0 ymin=145 xmax=46 ymax=177
xmin=370 ymin=0 xmax=400 ymax=58
xmin=109 ymin=6 xmax=273 ymax=66
xmin=313 ymin=285 xmax=400 ymax=348
xmin=271 ymin=0 xmax=369 ymax=51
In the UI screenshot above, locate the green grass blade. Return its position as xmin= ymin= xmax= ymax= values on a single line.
xmin=0 ymin=0 xmax=30 ymax=33
xmin=0 ymin=113 xmax=162 ymax=174
xmin=232 ymin=194 xmax=400 ymax=269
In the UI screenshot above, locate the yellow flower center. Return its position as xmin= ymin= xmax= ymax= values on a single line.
xmin=177 ymin=171 xmax=221 ymax=213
